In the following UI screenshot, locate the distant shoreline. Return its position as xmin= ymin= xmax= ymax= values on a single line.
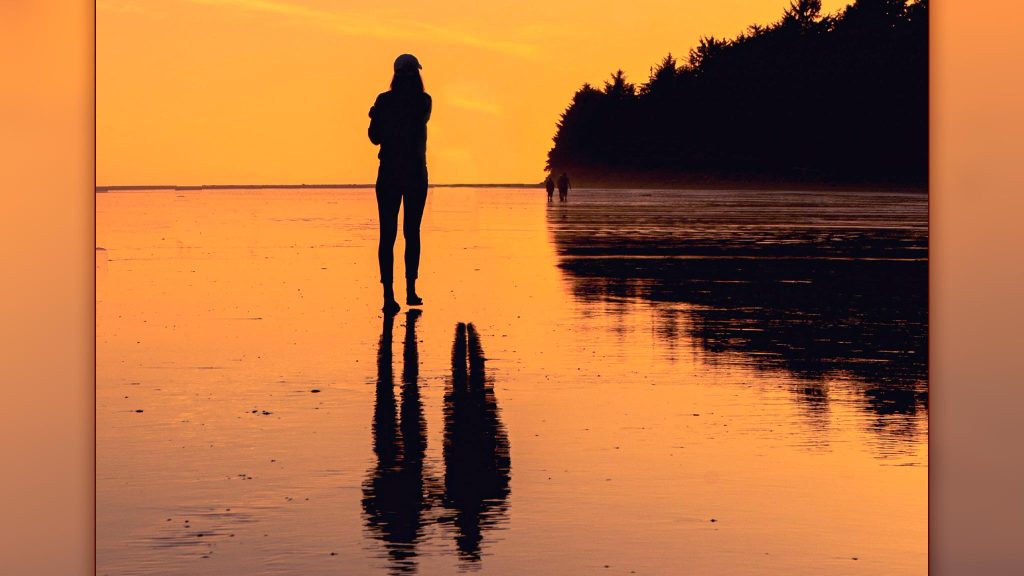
xmin=95 ymin=183 xmax=543 ymax=192
xmin=96 ymin=180 xmax=926 ymax=194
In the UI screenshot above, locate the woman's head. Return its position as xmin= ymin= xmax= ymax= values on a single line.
xmin=391 ymin=53 xmax=424 ymax=93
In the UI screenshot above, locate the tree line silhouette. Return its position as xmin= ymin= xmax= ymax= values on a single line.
xmin=546 ymin=0 xmax=928 ymax=188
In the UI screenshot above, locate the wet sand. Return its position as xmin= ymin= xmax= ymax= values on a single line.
xmin=97 ymin=187 xmax=926 ymax=575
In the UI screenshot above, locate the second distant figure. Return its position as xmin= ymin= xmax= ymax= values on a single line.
xmin=557 ymin=172 xmax=570 ymax=202
xmin=369 ymin=53 xmax=432 ymax=314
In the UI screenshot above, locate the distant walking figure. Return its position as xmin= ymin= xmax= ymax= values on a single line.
xmin=369 ymin=53 xmax=432 ymax=314
xmin=544 ymin=175 xmax=555 ymax=202
xmin=557 ymin=172 xmax=570 ymax=202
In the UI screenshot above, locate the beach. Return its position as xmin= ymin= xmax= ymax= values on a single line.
xmin=97 ymin=186 xmax=927 ymax=575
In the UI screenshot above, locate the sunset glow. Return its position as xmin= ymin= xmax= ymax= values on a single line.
xmin=98 ymin=0 xmax=847 ymax=185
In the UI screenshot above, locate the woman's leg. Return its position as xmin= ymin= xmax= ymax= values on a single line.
xmin=402 ymin=174 xmax=428 ymax=303
xmin=376 ymin=176 xmax=402 ymax=310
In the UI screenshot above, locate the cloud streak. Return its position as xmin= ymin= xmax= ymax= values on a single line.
xmin=179 ymin=0 xmax=537 ymax=58
xmin=448 ymin=95 xmax=502 ymax=115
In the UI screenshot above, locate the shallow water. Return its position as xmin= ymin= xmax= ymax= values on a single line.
xmin=97 ymin=187 xmax=927 ymax=575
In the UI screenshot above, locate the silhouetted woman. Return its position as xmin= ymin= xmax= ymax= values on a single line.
xmin=369 ymin=53 xmax=432 ymax=314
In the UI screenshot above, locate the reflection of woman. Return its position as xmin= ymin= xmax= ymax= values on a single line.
xmin=362 ymin=311 xmax=428 ymax=573
xmin=368 ymin=53 xmax=432 ymax=314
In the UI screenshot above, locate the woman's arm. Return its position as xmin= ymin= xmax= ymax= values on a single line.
xmin=368 ymin=94 xmax=385 ymax=145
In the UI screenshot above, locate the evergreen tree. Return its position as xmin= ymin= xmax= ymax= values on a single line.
xmin=545 ymin=0 xmax=928 ymax=187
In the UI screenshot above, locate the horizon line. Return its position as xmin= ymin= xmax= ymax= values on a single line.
xmin=95 ymin=183 xmax=543 ymax=192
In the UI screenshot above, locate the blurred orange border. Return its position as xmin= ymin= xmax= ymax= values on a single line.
xmin=1 ymin=1 xmax=95 ymax=574
xmin=2 ymin=1 xmax=1023 ymax=573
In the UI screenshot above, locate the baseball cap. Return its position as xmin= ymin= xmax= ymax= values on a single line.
xmin=394 ymin=53 xmax=422 ymax=72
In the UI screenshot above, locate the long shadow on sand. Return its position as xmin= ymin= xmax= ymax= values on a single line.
xmin=439 ymin=322 xmax=512 ymax=564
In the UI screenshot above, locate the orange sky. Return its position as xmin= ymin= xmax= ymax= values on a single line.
xmin=97 ymin=0 xmax=847 ymax=185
